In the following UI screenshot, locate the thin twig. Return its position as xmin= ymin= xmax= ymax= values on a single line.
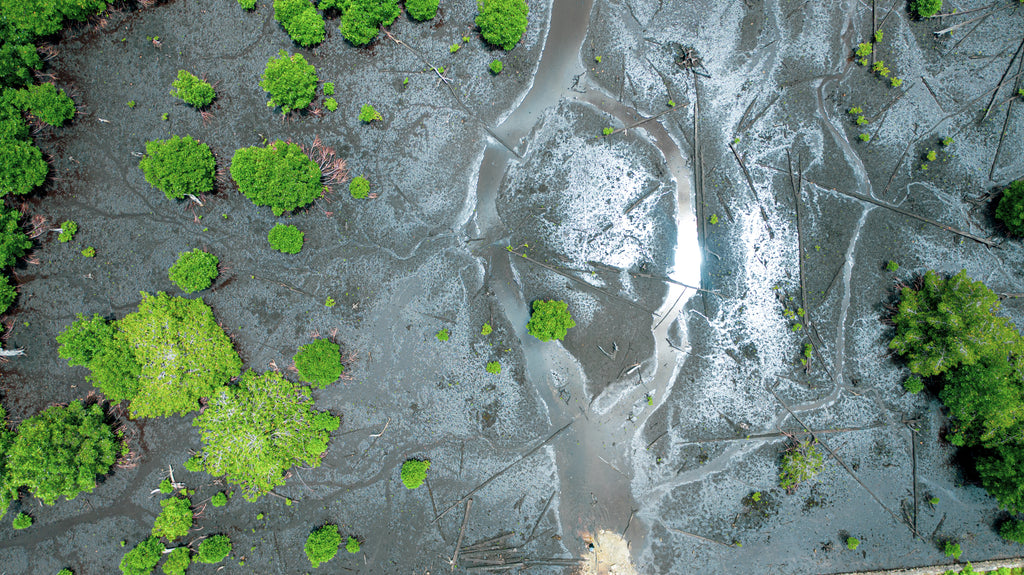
xmin=450 ymin=498 xmax=473 ymax=571
xmin=667 ymin=527 xmax=736 ymax=548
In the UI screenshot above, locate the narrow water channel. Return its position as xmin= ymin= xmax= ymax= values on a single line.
xmin=465 ymin=0 xmax=700 ymax=561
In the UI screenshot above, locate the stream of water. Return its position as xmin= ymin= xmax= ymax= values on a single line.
xmin=465 ymin=0 xmax=700 ymax=559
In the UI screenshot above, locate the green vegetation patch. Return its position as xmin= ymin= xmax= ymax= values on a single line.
xmin=5 ymin=401 xmax=117 ymax=505
xmin=268 ymin=223 xmax=304 ymax=253
xmin=332 ymin=0 xmax=400 ymax=46
xmin=489 ymin=59 xmax=504 ymax=74
xmin=406 ymin=0 xmax=439 ymax=20
xmin=191 ymin=370 xmax=340 ymax=501
xmin=151 ymin=496 xmax=193 ymax=541
xmin=358 ymin=104 xmax=382 ymax=123
xmin=160 ymin=547 xmax=190 ymax=575
xmin=195 ymin=534 xmax=232 ymax=564
xmin=401 ymin=459 xmax=430 ymax=489
xmin=13 ymin=83 xmax=76 ymax=126
xmin=910 ymin=0 xmax=942 ymax=18
xmin=170 ymin=70 xmax=215 ymax=108
xmin=305 ymin=524 xmax=341 ymax=567
xmin=0 ymin=276 xmax=17 ymax=315
xmin=486 ymin=361 xmax=501 ymax=374
xmin=211 ymin=492 xmax=228 ymax=507
xmin=476 ymin=0 xmax=529 ymax=51
xmin=58 ymin=220 xmax=77 ymax=242
xmin=119 ymin=536 xmax=164 ymax=575
xmin=230 ymin=140 xmax=323 ymax=216
xmin=138 ymin=135 xmax=216 ymax=200
xmin=346 ymin=536 xmax=360 ymax=553
xmin=168 ymin=249 xmax=219 ymax=293
xmin=0 ymin=207 xmax=32 ymax=268
xmin=778 ymin=439 xmax=824 ymax=491
xmin=349 ymin=175 xmax=370 ymax=198
xmin=273 ymin=0 xmax=326 ymax=47
xmin=260 ymin=50 xmax=318 ymax=114
xmin=996 ymin=180 xmax=1024 ymax=237
xmin=294 ymin=339 xmax=343 ymax=388
xmin=1000 ymin=519 xmax=1024 ymax=544
xmin=0 ymin=138 xmax=48 ymax=197
xmin=526 ymin=299 xmax=575 ymax=342
xmin=12 ymin=511 xmax=31 ymax=529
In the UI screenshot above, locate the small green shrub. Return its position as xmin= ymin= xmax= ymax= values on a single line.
xmin=238 ymin=0 xmax=256 ymax=9
xmin=168 ymin=249 xmax=219 ymax=293
xmin=903 ymin=374 xmax=924 ymax=394
xmin=58 ymin=569 xmax=74 ymax=575
xmin=138 ymin=135 xmax=216 ymax=201
xmin=481 ymin=323 xmax=492 ymax=335
xmin=709 ymin=213 xmax=719 ymax=224
xmin=230 ymin=140 xmax=323 ymax=216
xmin=859 ymin=133 xmax=871 ymax=142
xmin=15 ymin=83 xmax=76 ymax=126
xmin=195 ymin=535 xmax=232 ymax=564
xmin=12 ymin=511 xmax=32 ymax=529
xmin=526 ymin=300 xmax=575 ymax=342
xmin=450 ymin=43 xmax=461 ymax=53
xmin=305 ymin=525 xmax=341 ymax=568
xmin=489 ymin=59 xmax=504 ymax=74
xmin=152 ymin=497 xmax=193 ymax=541
xmin=268 ymin=223 xmax=304 ymax=253
xmin=211 ymin=492 xmax=228 ymax=507
xmin=325 ymin=296 xmax=336 ymax=308
xmin=778 ymin=439 xmax=824 ymax=491
xmin=846 ymin=537 xmax=859 ymax=550
xmin=886 ymin=260 xmax=899 ymax=272
xmin=0 ymin=138 xmax=48 ymax=197
xmin=160 ymin=547 xmax=190 ymax=575
xmin=293 ymin=339 xmax=343 ymax=388
xmin=346 ymin=536 xmax=360 ymax=553
xmin=406 ymin=0 xmax=439 ymax=20
xmin=486 ymin=361 xmax=501 ymax=374
xmin=169 ymin=70 xmax=215 ymax=108
xmin=324 ymin=97 xmax=338 ymax=112
xmin=81 ymin=246 xmax=95 ymax=257
xmin=874 ymin=30 xmax=883 ymax=42
xmin=358 ymin=104 xmax=382 ymax=123
xmin=126 ymin=101 xmax=136 ymax=109
xmin=58 ymin=220 xmax=77 ymax=242
xmin=349 ymin=175 xmax=370 ymax=199
xmin=119 ymin=536 xmax=164 ymax=575
xmin=158 ymin=478 xmax=173 ymax=494
xmin=891 ymin=77 xmax=903 ymax=88
xmin=476 ymin=0 xmax=529 ymax=50
xmin=274 ymin=0 xmax=326 ymax=47
xmin=260 ymin=50 xmax=318 ymax=114
xmin=323 ymin=82 xmax=334 ymax=96
xmin=602 ymin=127 xmax=614 ymax=136
xmin=910 ymin=0 xmax=942 ymax=18
xmin=943 ymin=540 xmax=962 ymax=560
xmin=926 ymin=150 xmax=937 ymax=161
xmin=336 ymin=0 xmax=400 ymax=46
xmin=185 ymin=455 xmax=203 ymax=472
xmin=0 ymin=275 xmax=16 ymax=315
xmin=436 ymin=328 xmax=449 ymax=342
xmin=996 ymin=180 xmax=1024 ymax=237
xmin=401 ymin=459 xmax=430 ymax=489
xmin=855 ymin=43 xmax=872 ymax=58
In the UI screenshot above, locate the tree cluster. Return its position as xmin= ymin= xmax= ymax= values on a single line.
xmin=138 ymin=135 xmax=216 ymax=201
xmin=305 ymin=524 xmax=341 ymax=568
xmin=274 ymin=0 xmax=325 ymax=47
xmin=57 ymin=292 xmax=242 ymax=418
xmin=889 ymin=270 xmax=1024 ymax=513
xmin=259 ymin=50 xmax=318 ymax=114
xmin=406 ymin=0 xmax=439 ymax=21
xmin=475 ymin=0 xmax=529 ymax=51
xmin=996 ymin=180 xmax=1024 ymax=237
xmin=167 ymin=248 xmax=219 ymax=293
xmin=230 ymin=140 xmax=323 ymax=215
xmin=169 ymin=70 xmax=215 ymax=108
xmin=267 ymin=223 xmax=304 ymax=253
xmin=526 ymin=299 xmax=575 ymax=342
xmin=191 ymin=370 xmax=340 ymax=501
xmin=293 ymin=338 xmax=343 ymax=388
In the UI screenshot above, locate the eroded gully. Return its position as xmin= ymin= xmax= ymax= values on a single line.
xmin=462 ymin=0 xmax=699 ymax=560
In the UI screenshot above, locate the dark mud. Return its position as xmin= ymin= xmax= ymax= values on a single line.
xmin=2 ymin=0 xmax=1024 ymax=573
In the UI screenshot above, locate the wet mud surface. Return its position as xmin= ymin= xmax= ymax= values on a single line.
xmin=1 ymin=0 xmax=1023 ymax=573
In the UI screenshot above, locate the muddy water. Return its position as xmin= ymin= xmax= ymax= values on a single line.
xmin=467 ymin=0 xmax=699 ymax=560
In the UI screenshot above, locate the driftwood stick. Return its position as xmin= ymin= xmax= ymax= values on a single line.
xmin=926 ymin=3 xmax=996 ymax=18
xmin=910 ymin=425 xmax=919 ymax=536
xmin=450 ymin=498 xmax=473 ymax=571
xmin=934 ymin=5 xmax=1007 ymax=35
xmin=606 ymin=104 xmax=686 ymax=136
xmin=526 ymin=491 xmax=556 ymax=543
xmin=874 ymin=0 xmax=902 ymax=35
xmin=508 ymin=250 xmax=657 ymax=313
xmin=990 ymin=49 xmax=1024 ymax=181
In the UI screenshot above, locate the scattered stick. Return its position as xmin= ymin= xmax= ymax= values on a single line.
xmin=432 ymin=421 xmax=573 ymax=524
xmin=756 ymin=163 xmax=998 ymax=247
xmin=788 ymin=150 xmax=812 ymax=372
xmin=667 ymin=527 xmax=736 ymax=548
xmin=910 ymin=425 xmax=919 ymax=536
xmin=934 ymin=5 xmax=1009 ymax=36
xmin=450 ymin=498 xmax=473 ymax=571
xmin=768 ymin=384 xmax=919 ymax=538
xmin=982 ymin=37 xmax=1024 ymax=124
xmin=526 ymin=491 xmax=556 ymax=544
xmin=926 ymin=3 xmax=996 ymax=18
xmin=369 ymin=417 xmax=391 ymax=438
xmin=605 ymin=105 xmax=687 ymax=137
xmin=507 ymin=250 xmax=657 ymax=314
xmin=989 ymin=47 xmax=1024 ymax=181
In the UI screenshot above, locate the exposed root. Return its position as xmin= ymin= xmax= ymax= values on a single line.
xmin=27 ymin=214 xmax=48 ymax=238
xmin=304 ymin=136 xmax=349 ymax=189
